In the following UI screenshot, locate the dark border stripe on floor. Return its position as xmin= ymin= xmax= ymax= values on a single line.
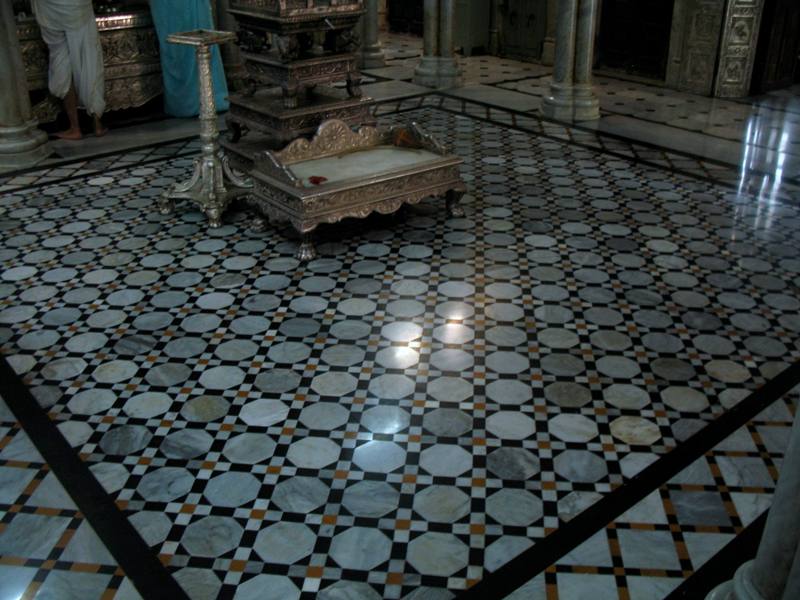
xmin=0 ymin=355 xmax=189 ymax=600
xmin=459 ymin=361 xmax=800 ymax=600
xmin=666 ymin=511 xmax=767 ymax=599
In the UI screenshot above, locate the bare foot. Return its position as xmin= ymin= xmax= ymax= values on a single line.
xmin=94 ymin=117 xmax=108 ymax=138
xmin=55 ymin=128 xmax=83 ymax=140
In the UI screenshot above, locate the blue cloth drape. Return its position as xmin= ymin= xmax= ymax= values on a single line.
xmin=149 ymin=0 xmax=229 ymax=117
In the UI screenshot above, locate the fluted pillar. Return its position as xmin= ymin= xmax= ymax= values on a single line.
xmin=414 ymin=0 xmax=462 ymax=89
xmin=707 ymin=413 xmax=800 ymax=600
xmin=0 ymin=1 xmax=50 ymax=170
xmin=541 ymin=0 xmax=599 ymax=121
xmin=361 ymin=0 xmax=385 ymax=68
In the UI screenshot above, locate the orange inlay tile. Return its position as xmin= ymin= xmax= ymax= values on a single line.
xmin=306 ymin=566 xmax=324 ymax=578
xmin=470 ymin=524 xmax=485 ymax=535
xmin=472 ymin=438 xmax=486 ymax=446
xmin=322 ymin=515 xmax=337 ymax=525
xmin=472 ymin=478 xmax=485 ymax=487
xmin=334 ymin=470 xmax=349 ymax=479
xmin=385 ymin=572 xmax=404 ymax=585
xmin=408 ymin=434 xmax=421 ymax=443
xmin=180 ymin=504 xmax=196 ymax=514
xmin=72 ymin=563 xmax=101 ymax=573
xmin=395 ymin=519 xmax=411 ymax=530
xmin=402 ymin=474 xmax=417 ymax=484
xmin=250 ymin=510 xmax=266 ymax=520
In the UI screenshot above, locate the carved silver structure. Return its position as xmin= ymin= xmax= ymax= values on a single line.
xmin=246 ymin=119 xmax=466 ymax=261
xmin=0 ymin=0 xmax=50 ymax=170
xmin=158 ymin=29 xmax=252 ymax=228
xmin=16 ymin=8 xmax=163 ymax=124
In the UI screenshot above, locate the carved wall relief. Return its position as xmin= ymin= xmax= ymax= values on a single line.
xmin=715 ymin=0 xmax=765 ymax=97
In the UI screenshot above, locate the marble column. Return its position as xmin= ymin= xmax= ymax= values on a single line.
xmin=436 ymin=0 xmax=461 ymax=87
xmin=541 ymin=0 xmax=599 ymax=122
xmin=572 ymin=0 xmax=600 ymax=120
xmin=0 ymin=1 xmax=50 ymax=170
xmin=413 ymin=0 xmax=462 ymax=89
xmin=541 ymin=0 xmax=558 ymax=66
xmin=488 ymin=0 xmax=500 ymax=56
xmin=707 ymin=413 xmax=800 ymax=600
xmin=414 ymin=0 xmax=441 ymax=87
xmin=361 ymin=0 xmax=385 ymax=68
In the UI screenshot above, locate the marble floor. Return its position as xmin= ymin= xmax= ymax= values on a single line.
xmin=0 ymin=36 xmax=798 ymax=600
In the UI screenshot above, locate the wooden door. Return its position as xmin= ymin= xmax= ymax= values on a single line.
xmin=752 ymin=0 xmax=800 ymax=92
xmin=598 ymin=0 xmax=675 ymax=80
xmin=502 ymin=0 xmax=546 ymax=61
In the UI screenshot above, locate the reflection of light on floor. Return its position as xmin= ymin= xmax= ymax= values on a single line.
xmin=736 ymin=97 xmax=796 ymax=234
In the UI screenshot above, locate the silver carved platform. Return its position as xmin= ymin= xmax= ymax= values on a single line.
xmin=158 ymin=29 xmax=252 ymax=228
xmin=224 ymin=0 xmax=373 ymax=151
xmin=247 ymin=119 xmax=466 ymax=261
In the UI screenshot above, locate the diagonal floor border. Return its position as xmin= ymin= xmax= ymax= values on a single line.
xmin=0 ymin=355 xmax=189 ymax=600
xmin=459 ymin=361 xmax=800 ymax=600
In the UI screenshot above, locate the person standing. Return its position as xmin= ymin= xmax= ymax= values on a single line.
xmin=149 ymin=0 xmax=229 ymax=117
xmin=31 ymin=0 xmax=107 ymax=139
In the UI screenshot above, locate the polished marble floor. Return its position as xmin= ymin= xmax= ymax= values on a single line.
xmin=0 ymin=35 xmax=799 ymax=600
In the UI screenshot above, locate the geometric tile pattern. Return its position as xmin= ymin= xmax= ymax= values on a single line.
xmin=506 ymin=394 xmax=796 ymax=599
xmin=0 ymin=138 xmax=200 ymax=195
xmin=1 ymin=104 xmax=798 ymax=598
xmin=0 ymin=396 xmax=138 ymax=600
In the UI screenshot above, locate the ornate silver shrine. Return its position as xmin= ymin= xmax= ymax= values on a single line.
xmin=224 ymin=0 xmax=373 ymax=151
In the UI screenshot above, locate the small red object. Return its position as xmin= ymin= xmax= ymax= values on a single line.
xmin=309 ymin=176 xmax=328 ymax=185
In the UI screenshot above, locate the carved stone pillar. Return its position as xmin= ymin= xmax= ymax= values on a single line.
xmin=361 ymin=0 xmax=386 ymax=68
xmin=541 ymin=0 xmax=558 ymax=66
xmin=714 ymin=0 xmax=765 ymax=98
xmin=0 ymin=0 xmax=50 ymax=170
xmin=541 ymin=0 xmax=599 ymax=122
xmin=413 ymin=0 xmax=462 ymax=89
xmin=707 ymin=413 xmax=800 ymax=600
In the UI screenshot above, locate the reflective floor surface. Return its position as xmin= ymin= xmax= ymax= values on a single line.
xmin=0 ymin=35 xmax=798 ymax=600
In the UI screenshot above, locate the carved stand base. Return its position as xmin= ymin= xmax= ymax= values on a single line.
xmin=159 ymin=153 xmax=252 ymax=228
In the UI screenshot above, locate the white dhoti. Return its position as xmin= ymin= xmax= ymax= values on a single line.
xmin=32 ymin=0 xmax=106 ymax=117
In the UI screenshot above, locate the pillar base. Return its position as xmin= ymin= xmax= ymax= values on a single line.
xmin=0 ymin=120 xmax=51 ymax=170
xmin=414 ymin=57 xmax=463 ymax=89
xmin=706 ymin=561 xmax=767 ymax=600
xmin=541 ymin=38 xmax=555 ymax=66
xmin=361 ymin=44 xmax=386 ymax=69
xmin=541 ymin=86 xmax=600 ymax=122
